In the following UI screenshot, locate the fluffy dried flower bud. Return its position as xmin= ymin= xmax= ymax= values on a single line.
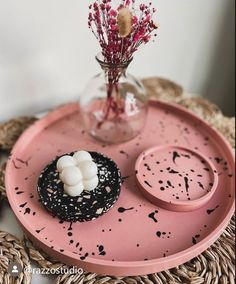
xmin=117 ymin=7 xmax=132 ymax=38
xmin=153 ymin=22 xmax=160 ymax=29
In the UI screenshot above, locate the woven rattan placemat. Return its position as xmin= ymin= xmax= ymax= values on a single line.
xmin=0 ymin=77 xmax=235 ymax=284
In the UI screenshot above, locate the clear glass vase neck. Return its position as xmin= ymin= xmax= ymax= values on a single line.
xmin=95 ymin=54 xmax=133 ymax=74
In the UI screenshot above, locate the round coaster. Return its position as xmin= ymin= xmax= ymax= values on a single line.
xmin=135 ymin=145 xmax=219 ymax=212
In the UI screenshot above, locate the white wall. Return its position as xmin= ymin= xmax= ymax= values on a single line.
xmin=0 ymin=0 xmax=235 ymax=120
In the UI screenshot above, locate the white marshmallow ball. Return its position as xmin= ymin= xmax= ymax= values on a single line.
xmin=79 ymin=160 xmax=98 ymax=180
xmin=73 ymin=151 xmax=92 ymax=164
xmin=60 ymin=167 xmax=82 ymax=186
xmin=83 ymin=176 xmax=99 ymax=191
xmin=64 ymin=183 xmax=84 ymax=197
xmin=57 ymin=156 xmax=75 ymax=173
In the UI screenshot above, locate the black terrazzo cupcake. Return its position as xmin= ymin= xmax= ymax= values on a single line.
xmin=37 ymin=152 xmax=122 ymax=222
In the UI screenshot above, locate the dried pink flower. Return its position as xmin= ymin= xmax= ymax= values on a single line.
xmin=88 ymin=0 xmax=158 ymax=64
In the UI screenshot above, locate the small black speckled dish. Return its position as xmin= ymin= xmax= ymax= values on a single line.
xmin=135 ymin=145 xmax=219 ymax=212
xmin=37 ymin=152 xmax=122 ymax=222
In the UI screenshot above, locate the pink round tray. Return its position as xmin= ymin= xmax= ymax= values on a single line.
xmin=5 ymin=100 xmax=235 ymax=276
xmin=135 ymin=145 xmax=219 ymax=212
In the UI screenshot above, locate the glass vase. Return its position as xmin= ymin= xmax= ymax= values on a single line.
xmin=80 ymin=54 xmax=148 ymax=144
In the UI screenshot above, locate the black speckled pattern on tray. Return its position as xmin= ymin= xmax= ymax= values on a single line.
xmin=37 ymin=152 xmax=122 ymax=222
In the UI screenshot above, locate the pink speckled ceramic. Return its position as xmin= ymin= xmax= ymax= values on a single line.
xmin=135 ymin=146 xmax=219 ymax=212
xmin=5 ymin=100 xmax=235 ymax=276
